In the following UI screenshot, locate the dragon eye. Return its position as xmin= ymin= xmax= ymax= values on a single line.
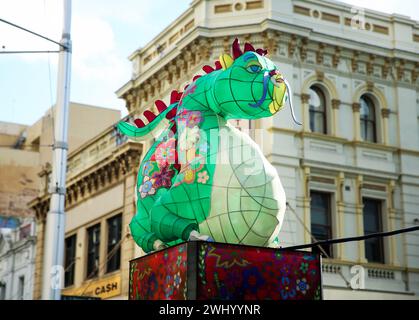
xmin=247 ymin=64 xmax=262 ymax=73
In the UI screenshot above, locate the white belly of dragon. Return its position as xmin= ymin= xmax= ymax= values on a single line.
xmin=198 ymin=123 xmax=286 ymax=247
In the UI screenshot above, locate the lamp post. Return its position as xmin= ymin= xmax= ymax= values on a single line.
xmin=42 ymin=0 xmax=72 ymax=300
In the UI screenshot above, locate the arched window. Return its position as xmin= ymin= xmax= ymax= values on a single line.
xmin=309 ymin=86 xmax=327 ymax=134
xmin=360 ymin=95 xmax=377 ymax=142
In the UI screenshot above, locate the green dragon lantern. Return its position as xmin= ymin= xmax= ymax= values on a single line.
xmin=118 ymin=38 xmax=301 ymax=253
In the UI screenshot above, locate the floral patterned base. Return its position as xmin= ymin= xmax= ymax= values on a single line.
xmin=129 ymin=242 xmax=322 ymax=300
xmin=129 ymin=243 xmax=188 ymax=300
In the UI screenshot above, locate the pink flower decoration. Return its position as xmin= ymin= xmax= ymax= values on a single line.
xmin=154 ymin=138 xmax=176 ymax=167
xmin=197 ymin=171 xmax=209 ymax=184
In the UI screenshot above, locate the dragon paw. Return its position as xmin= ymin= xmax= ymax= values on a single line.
xmin=188 ymin=230 xmax=214 ymax=242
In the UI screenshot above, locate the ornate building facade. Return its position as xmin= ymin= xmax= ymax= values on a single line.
xmin=116 ymin=0 xmax=419 ymax=299
xmin=0 ymin=103 xmax=120 ymax=299
xmin=0 ymin=218 xmax=36 ymax=300
xmin=30 ymin=0 xmax=419 ymax=299
xmin=29 ymin=126 xmax=142 ymax=299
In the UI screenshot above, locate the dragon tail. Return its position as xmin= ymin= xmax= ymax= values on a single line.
xmin=117 ymin=90 xmax=182 ymax=141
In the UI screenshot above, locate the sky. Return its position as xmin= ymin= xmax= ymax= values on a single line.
xmin=0 ymin=0 xmax=418 ymax=126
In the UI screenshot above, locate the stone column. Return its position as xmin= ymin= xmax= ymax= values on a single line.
xmin=74 ymin=228 xmax=86 ymax=287
xmin=352 ymin=102 xmax=361 ymax=141
xmin=302 ymin=166 xmax=311 ymax=244
xmin=387 ymin=180 xmax=399 ymax=266
xmin=336 ymin=172 xmax=345 ymax=260
xmin=381 ymin=108 xmax=390 ymax=145
xmin=331 ymin=99 xmax=341 ymax=136
xmin=99 ymin=219 xmax=107 ymax=277
xmin=355 ymin=175 xmax=367 ymax=263
xmin=301 ymin=93 xmax=311 ymax=132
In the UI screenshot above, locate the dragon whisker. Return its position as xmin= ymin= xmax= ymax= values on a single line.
xmin=248 ymin=71 xmax=270 ymax=108
xmin=284 ymin=78 xmax=302 ymax=126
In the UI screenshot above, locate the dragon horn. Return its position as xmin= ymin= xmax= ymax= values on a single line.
xmin=256 ymin=48 xmax=268 ymax=56
xmin=232 ymin=38 xmax=243 ymax=59
xmin=244 ymin=42 xmax=255 ymax=52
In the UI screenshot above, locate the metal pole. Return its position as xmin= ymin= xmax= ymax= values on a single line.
xmin=42 ymin=0 xmax=72 ymax=300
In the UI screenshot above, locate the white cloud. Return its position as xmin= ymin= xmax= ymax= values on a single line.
xmin=73 ymin=0 xmax=153 ymax=25
xmin=0 ymin=0 xmax=131 ymax=115
xmin=5 ymin=0 xmax=415 ymax=126
xmin=71 ymin=15 xmax=125 ymax=79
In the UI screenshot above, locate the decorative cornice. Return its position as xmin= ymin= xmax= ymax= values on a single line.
xmin=316 ymin=43 xmax=325 ymax=65
xmin=222 ymin=36 xmax=230 ymax=54
xmin=298 ymin=131 xmax=349 ymax=144
xmin=366 ymin=80 xmax=374 ymax=92
xmin=197 ymin=37 xmax=212 ymax=61
xmin=29 ymin=142 xmax=142 ymax=222
xmin=299 ymin=37 xmax=308 ymax=62
xmin=351 ymin=51 xmax=359 ymax=73
xmin=301 ymin=93 xmax=310 ymax=104
xmin=262 ymin=30 xmax=280 ymax=55
xmin=352 ymin=102 xmax=361 ymax=112
xmin=345 ymin=140 xmax=398 ymax=153
xmin=396 ymin=59 xmax=405 ymax=81
xmin=311 ymin=175 xmax=335 ymax=185
xmin=367 ymin=54 xmax=376 ymax=75
xmin=382 ymin=58 xmax=391 ymax=79
xmin=363 ymin=183 xmax=386 ymax=192
xmin=316 ymin=69 xmax=325 ymax=81
xmin=119 ymin=31 xmax=418 ymax=115
xmin=332 ymin=46 xmax=341 ymax=68
xmin=332 ymin=99 xmax=341 ymax=109
xmin=381 ymin=108 xmax=390 ymax=118
xmin=288 ymin=34 xmax=297 ymax=57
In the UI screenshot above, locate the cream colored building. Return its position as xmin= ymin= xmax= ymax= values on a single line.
xmin=30 ymin=126 xmax=142 ymax=300
xmin=117 ymin=0 xmax=419 ymax=299
xmin=1 ymin=121 xmax=41 ymax=219
xmin=0 ymin=218 xmax=36 ymax=300
xmin=1 ymin=104 xmax=121 ymax=220
xmin=0 ymin=103 xmax=120 ymax=299
xmin=32 ymin=0 xmax=419 ymax=300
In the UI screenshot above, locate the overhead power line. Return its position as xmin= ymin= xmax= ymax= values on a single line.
xmin=0 ymin=144 xmax=53 ymax=148
xmin=0 ymin=50 xmax=60 ymax=54
xmin=0 ymin=17 xmax=66 ymax=49
xmin=286 ymin=203 xmax=351 ymax=287
xmin=78 ymin=234 xmax=128 ymax=298
xmin=284 ymin=225 xmax=419 ymax=251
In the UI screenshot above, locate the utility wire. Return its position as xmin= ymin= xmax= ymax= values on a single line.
xmin=286 ymin=202 xmax=351 ymax=287
xmin=0 ymin=144 xmax=53 ymax=148
xmin=284 ymin=202 xmax=419 ymax=287
xmin=0 ymin=50 xmax=59 ymax=54
xmin=78 ymin=234 xmax=129 ymax=298
xmin=0 ymin=17 xmax=65 ymax=49
xmin=285 ymin=225 xmax=419 ymax=251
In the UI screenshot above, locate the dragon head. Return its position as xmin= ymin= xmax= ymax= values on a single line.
xmin=209 ymin=39 xmax=300 ymax=124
